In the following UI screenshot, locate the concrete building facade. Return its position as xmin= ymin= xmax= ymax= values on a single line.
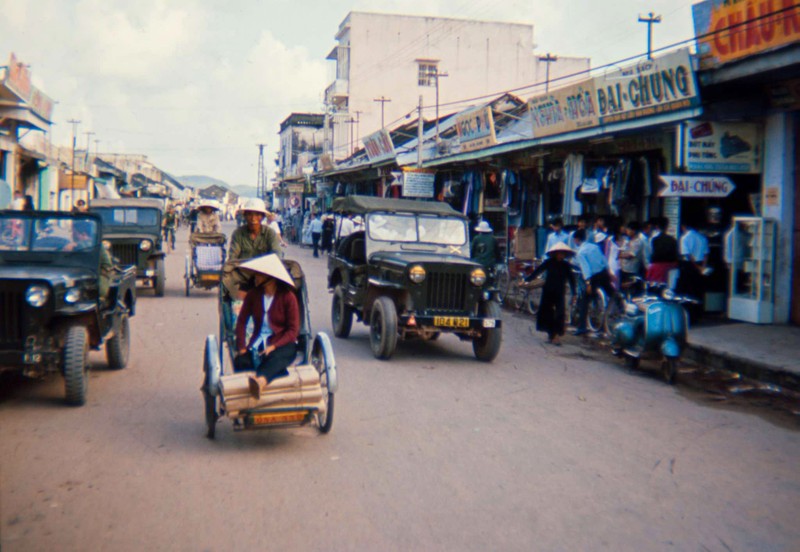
xmin=324 ymin=11 xmax=589 ymax=160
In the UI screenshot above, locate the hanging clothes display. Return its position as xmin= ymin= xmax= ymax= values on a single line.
xmin=562 ymin=154 xmax=584 ymax=217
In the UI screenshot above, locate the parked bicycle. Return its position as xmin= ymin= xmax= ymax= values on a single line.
xmin=497 ymin=259 xmax=542 ymax=315
xmin=567 ymin=269 xmax=607 ymax=334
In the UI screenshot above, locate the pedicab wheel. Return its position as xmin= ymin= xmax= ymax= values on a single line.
xmin=331 ymin=284 xmax=353 ymax=338
xmin=64 ymin=325 xmax=89 ymax=406
xmin=184 ymin=256 xmax=191 ymax=297
xmin=203 ymin=335 xmax=221 ymax=439
xmin=311 ymin=333 xmax=337 ymax=434
xmin=106 ymin=312 xmax=130 ymax=370
xmin=473 ymin=300 xmax=502 ymax=362
xmin=662 ymin=358 xmax=678 ymax=385
xmin=370 ymin=296 xmax=397 ymax=360
xmin=154 ymin=259 xmax=166 ymax=297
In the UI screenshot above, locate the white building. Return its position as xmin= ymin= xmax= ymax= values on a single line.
xmin=278 ymin=113 xmax=325 ymax=180
xmin=324 ymin=11 xmax=590 ymax=161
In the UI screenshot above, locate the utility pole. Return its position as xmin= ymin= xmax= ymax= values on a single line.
xmin=84 ymin=131 xmax=95 ymax=169
xmin=67 ymin=119 xmax=80 ymax=195
xmin=353 ymin=110 xmax=363 ymax=150
xmin=256 ymin=143 xmax=267 ymax=201
xmin=94 ymin=139 xmax=100 ymax=158
xmin=417 ymin=95 xmax=424 ymax=168
xmin=538 ymin=53 xmax=558 ymax=93
xmin=638 ymin=12 xmax=661 ymax=60
xmin=373 ymin=96 xmax=391 ymax=128
xmin=346 ymin=116 xmax=357 ymax=157
xmin=433 ymin=68 xmax=449 ymax=144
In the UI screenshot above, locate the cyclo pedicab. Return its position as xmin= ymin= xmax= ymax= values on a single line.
xmin=201 ymin=253 xmax=337 ymax=439
xmin=184 ymin=232 xmax=227 ymax=296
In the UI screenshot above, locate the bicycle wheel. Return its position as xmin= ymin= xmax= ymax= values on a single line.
xmin=603 ymin=293 xmax=625 ymax=335
xmin=494 ymin=265 xmax=510 ymax=304
xmin=587 ymin=288 xmax=607 ymax=333
xmin=523 ymin=287 xmax=541 ymax=315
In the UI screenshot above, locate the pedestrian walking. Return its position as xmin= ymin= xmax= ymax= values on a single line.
xmin=524 ymin=242 xmax=576 ymax=345
xmin=571 ymin=229 xmax=614 ymax=336
xmin=310 ymin=213 xmax=323 ymax=257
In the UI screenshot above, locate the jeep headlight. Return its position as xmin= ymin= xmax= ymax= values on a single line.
xmin=139 ymin=239 xmax=152 ymax=251
xmin=409 ymin=265 xmax=426 ymax=284
xmin=470 ymin=268 xmax=487 ymax=286
xmin=64 ymin=288 xmax=81 ymax=304
xmin=25 ymin=285 xmax=50 ymax=307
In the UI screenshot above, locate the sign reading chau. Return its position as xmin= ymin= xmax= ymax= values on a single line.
xmin=363 ymin=128 xmax=396 ymax=163
xmin=455 ymin=106 xmax=497 ymax=152
xmin=658 ymin=174 xmax=736 ymax=198
xmin=529 ymin=81 xmax=599 ymax=138
xmin=594 ymin=48 xmax=700 ymax=125
xmin=693 ymin=0 xmax=800 ymax=69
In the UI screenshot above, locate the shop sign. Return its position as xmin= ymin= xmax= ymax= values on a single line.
xmin=286 ymin=182 xmax=304 ymax=194
xmin=402 ymin=168 xmax=435 ymax=198
xmin=594 ymin=48 xmax=699 ymax=125
xmin=363 ymin=128 xmax=396 ymax=163
xmin=767 ymin=78 xmax=800 ymax=109
xmin=529 ymin=80 xmax=599 ymax=138
xmin=455 ymin=106 xmax=496 ymax=152
xmin=692 ymin=0 xmax=800 ymax=70
xmin=3 ymin=53 xmax=54 ymax=121
xmin=658 ymin=174 xmax=736 ymax=197
xmin=663 ymin=197 xmax=681 ymax=239
xmin=683 ymin=121 xmax=762 ymax=173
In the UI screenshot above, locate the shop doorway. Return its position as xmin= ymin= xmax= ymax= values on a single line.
xmin=791 ymin=115 xmax=800 ymax=325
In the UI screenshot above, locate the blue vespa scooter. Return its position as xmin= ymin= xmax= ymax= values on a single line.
xmin=610 ymin=283 xmax=696 ymax=384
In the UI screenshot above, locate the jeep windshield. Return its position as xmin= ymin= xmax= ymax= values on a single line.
xmin=0 ymin=213 xmax=99 ymax=252
xmin=93 ymin=207 xmax=160 ymax=229
xmin=366 ymin=213 xmax=468 ymax=253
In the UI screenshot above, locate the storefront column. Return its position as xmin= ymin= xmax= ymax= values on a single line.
xmin=762 ymin=112 xmax=796 ymax=325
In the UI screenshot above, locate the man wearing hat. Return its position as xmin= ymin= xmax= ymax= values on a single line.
xmin=223 ymin=198 xmax=283 ymax=299
xmin=196 ymin=200 xmax=222 ymax=234
xmin=524 ymin=242 xmax=576 ymax=345
xmin=470 ymin=220 xmax=501 ymax=270
xmin=234 ymin=254 xmax=300 ymax=398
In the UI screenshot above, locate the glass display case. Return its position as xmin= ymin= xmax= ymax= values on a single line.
xmin=727 ymin=216 xmax=776 ymax=324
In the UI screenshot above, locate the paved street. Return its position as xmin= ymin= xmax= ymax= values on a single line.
xmin=2 ymin=223 xmax=799 ymax=551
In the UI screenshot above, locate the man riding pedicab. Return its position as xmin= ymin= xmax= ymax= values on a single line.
xmin=222 ymin=197 xmax=283 ymax=301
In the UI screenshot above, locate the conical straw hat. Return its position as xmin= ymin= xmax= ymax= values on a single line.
xmin=546 ymin=242 xmax=575 ymax=255
xmin=239 ymin=254 xmax=295 ymax=288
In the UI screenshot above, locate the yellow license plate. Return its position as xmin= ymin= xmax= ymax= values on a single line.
xmin=251 ymin=411 xmax=307 ymax=426
xmin=199 ymin=274 xmax=220 ymax=282
xmin=433 ymin=316 xmax=470 ymax=328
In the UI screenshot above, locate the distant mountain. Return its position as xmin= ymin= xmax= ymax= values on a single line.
xmin=176 ymin=175 xmax=260 ymax=199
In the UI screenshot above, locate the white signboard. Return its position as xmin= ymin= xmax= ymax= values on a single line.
xmin=658 ymin=174 xmax=736 ymax=198
xmin=402 ymin=169 xmax=435 ymax=198
xmin=363 ymin=128 xmax=396 ymax=163
xmin=683 ymin=121 xmax=762 ymax=174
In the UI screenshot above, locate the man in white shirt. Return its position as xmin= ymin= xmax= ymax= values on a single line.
xmin=680 ymin=223 xmax=709 ymax=269
xmin=336 ymin=214 xmax=355 ymax=239
xmin=309 ymin=213 xmax=323 ymax=257
xmin=545 ymin=218 xmax=569 ymax=257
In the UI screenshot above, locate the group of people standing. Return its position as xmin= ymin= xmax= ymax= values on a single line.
xmin=527 ymin=214 xmax=710 ymax=345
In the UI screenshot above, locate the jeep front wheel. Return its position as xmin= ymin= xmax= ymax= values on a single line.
xmin=370 ymin=296 xmax=397 ymax=360
xmin=106 ymin=312 xmax=130 ymax=369
xmin=64 ymin=325 xmax=89 ymax=406
xmin=154 ymin=259 xmax=165 ymax=297
xmin=331 ymin=285 xmax=353 ymax=338
xmin=473 ymin=300 xmax=502 ymax=362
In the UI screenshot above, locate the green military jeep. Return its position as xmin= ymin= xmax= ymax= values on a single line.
xmin=0 ymin=210 xmax=137 ymax=405
xmin=89 ymin=198 xmax=167 ymax=296
xmin=327 ymin=196 xmax=502 ymax=361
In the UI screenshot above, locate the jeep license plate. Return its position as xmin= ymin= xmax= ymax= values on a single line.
xmin=433 ymin=316 xmax=470 ymax=328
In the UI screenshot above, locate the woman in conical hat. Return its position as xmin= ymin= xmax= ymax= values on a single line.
xmin=234 ymin=254 xmax=300 ymax=397
xmin=524 ymin=241 xmax=576 ymax=345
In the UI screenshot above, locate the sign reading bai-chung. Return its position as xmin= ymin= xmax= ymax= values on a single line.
xmin=658 ymin=174 xmax=736 ymax=198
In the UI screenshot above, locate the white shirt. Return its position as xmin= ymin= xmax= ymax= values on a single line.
xmin=337 ymin=217 xmax=355 ymax=238
xmin=680 ymin=228 xmax=709 ymax=263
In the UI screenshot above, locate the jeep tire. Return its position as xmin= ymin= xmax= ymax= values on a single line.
xmin=154 ymin=258 xmax=165 ymax=297
xmin=473 ymin=300 xmax=502 ymax=362
xmin=370 ymin=296 xmax=398 ymax=360
xmin=106 ymin=312 xmax=130 ymax=369
xmin=332 ymin=284 xmax=353 ymax=338
xmin=64 ymin=325 xmax=89 ymax=406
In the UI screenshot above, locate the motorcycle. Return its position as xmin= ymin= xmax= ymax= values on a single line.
xmin=610 ymin=282 xmax=696 ymax=384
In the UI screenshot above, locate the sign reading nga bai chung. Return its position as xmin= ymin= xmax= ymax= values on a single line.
xmin=455 ymin=106 xmax=497 ymax=152
xmin=529 ymin=81 xmax=599 ymax=138
xmin=658 ymin=174 xmax=736 ymax=198
xmin=594 ymin=48 xmax=700 ymax=125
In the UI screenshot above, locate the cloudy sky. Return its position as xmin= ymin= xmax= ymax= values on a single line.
xmin=1 ymin=0 xmax=696 ymax=189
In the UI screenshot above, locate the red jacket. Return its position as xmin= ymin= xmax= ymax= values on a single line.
xmin=235 ymin=286 xmax=300 ymax=351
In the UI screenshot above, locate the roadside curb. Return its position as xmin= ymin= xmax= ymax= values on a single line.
xmin=684 ymin=343 xmax=800 ymax=392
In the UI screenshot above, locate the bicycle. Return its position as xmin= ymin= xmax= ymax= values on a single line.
xmin=567 ymin=271 xmax=607 ymax=334
xmin=505 ymin=276 xmax=542 ymax=315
